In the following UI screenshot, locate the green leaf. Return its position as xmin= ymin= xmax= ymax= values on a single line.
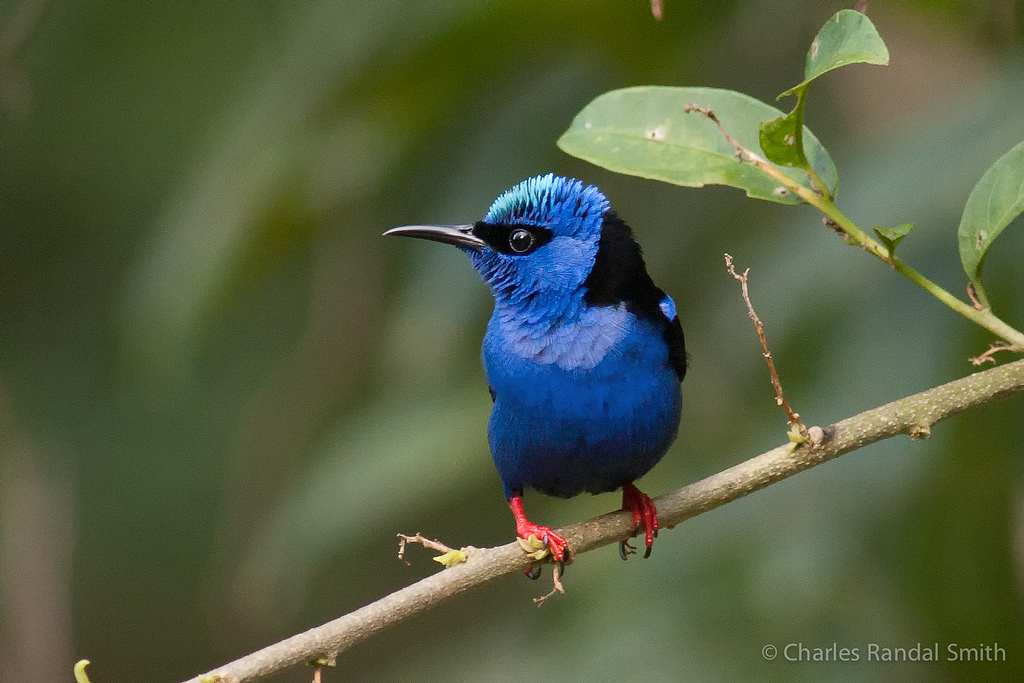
xmin=759 ymin=86 xmax=809 ymax=169
xmin=760 ymin=10 xmax=888 ymax=193
xmin=958 ymin=139 xmax=1024 ymax=287
xmin=872 ymin=223 xmax=915 ymax=257
xmin=783 ymin=9 xmax=889 ymax=96
xmin=558 ymin=86 xmax=837 ymax=205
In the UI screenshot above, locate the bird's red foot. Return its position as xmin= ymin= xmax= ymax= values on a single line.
xmin=508 ymin=495 xmax=569 ymax=563
xmin=621 ymin=483 xmax=659 ymax=559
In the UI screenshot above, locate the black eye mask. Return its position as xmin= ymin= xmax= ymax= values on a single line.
xmin=472 ymin=222 xmax=554 ymax=256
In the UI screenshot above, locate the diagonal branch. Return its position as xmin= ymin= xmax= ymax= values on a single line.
xmin=183 ymin=358 xmax=1024 ymax=683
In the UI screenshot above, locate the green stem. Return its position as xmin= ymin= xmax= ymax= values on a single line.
xmin=804 ymin=165 xmax=832 ymax=202
xmin=746 ymin=153 xmax=1024 ymax=350
xmin=892 ymin=261 xmax=1024 ymax=347
xmin=815 ymin=195 xmax=1024 ymax=349
xmin=790 ymin=89 xmax=832 ymax=202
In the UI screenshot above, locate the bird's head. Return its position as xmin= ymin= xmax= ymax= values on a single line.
xmin=385 ymin=174 xmax=610 ymax=308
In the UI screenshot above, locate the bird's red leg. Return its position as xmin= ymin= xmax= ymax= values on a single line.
xmin=509 ymin=494 xmax=569 ymax=563
xmin=621 ymin=483 xmax=659 ymax=559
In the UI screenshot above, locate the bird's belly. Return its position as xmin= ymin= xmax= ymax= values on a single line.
xmin=486 ymin=346 xmax=681 ymax=499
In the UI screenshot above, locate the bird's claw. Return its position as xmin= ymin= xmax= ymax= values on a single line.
xmin=515 ymin=526 xmax=569 ymax=563
xmin=523 ymin=555 xmax=566 ymax=580
xmin=621 ymin=483 xmax=660 ymax=559
xmin=509 ymin=495 xmax=570 ymax=568
xmin=519 ymin=533 xmax=568 ymax=580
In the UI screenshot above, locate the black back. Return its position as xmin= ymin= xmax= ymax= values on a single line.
xmin=582 ymin=211 xmax=687 ymax=381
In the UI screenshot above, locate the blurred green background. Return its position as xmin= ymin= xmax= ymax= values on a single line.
xmin=1 ymin=0 xmax=1023 ymax=681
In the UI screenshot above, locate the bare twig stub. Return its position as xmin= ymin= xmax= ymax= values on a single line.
xmin=966 ymin=282 xmax=985 ymax=310
xmin=532 ymin=562 xmax=565 ymax=606
xmin=724 ymin=254 xmax=806 ymax=434
xmin=650 ymin=0 xmax=664 ymax=20
xmin=308 ymin=655 xmax=335 ymax=683
xmin=397 ymin=533 xmax=456 ymax=559
xmin=969 ymin=341 xmax=1021 ymax=366
xmin=397 ymin=533 xmax=471 ymax=569
xmin=180 ymin=359 xmax=1024 ymax=683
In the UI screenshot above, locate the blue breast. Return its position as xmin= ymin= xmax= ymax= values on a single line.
xmin=483 ymin=308 xmax=682 ymax=499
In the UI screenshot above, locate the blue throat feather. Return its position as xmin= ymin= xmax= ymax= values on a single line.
xmin=385 ymin=174 xmax=685 ymax=564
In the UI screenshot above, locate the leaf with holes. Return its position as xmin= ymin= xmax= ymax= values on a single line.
xmin=958 ymin=139 xmax=1024 ymax=288
xmin=558 ymin=86 xmax=837 ymax=205
xmin=762 ymin=10 xmax=888 ymax=176
xmin=760 ymin=87 xmax=809 ymax=169
xmin=783 ymin=9 xmax=889 ymax=96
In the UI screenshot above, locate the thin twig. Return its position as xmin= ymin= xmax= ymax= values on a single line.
xmin=966 ymin=282 xmax=985 ymax=310
xmin=397 ymin=533 xmax=457 ymax=560
xmin=532 ymin=562 xmax=565 ymax=607
xmin=180 ymin=358 xmax=1024 ymax=683
xmin=724 ymin=254 xmax=805 ymax=432
xmin=969 ymin=341 xmax=1021 ymax=366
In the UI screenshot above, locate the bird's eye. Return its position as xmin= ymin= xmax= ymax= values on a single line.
xmin=508 ymin=228 xmax=535 ymax=254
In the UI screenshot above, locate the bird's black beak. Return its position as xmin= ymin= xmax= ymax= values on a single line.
xmin=383 ymin=224 xmax=485 ymax=251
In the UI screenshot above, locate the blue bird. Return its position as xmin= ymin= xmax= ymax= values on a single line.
xmin=385 ymin=174 xmax=685 ymax=564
